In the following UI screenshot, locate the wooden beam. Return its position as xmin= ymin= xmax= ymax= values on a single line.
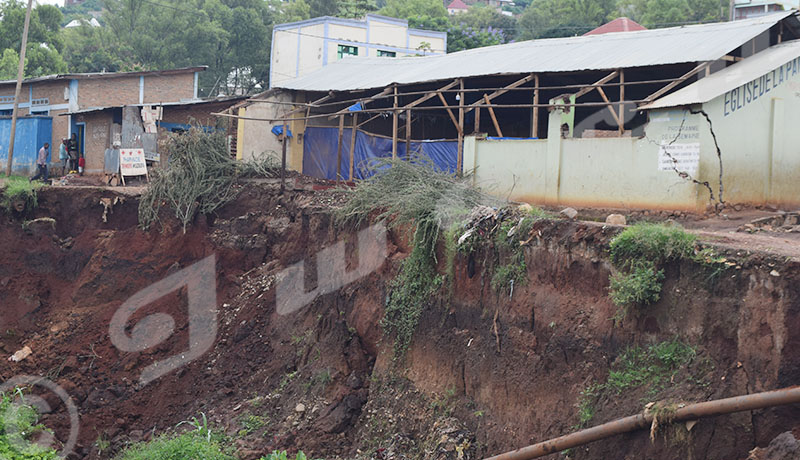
xmin=642 ymin=61 xmax=711 ymax=103
xmin=280 ymin=118 xmax=287 ymax=194
xmin=405 ymin=109 xmax=411 ymax=156
xmin=596 ymin=85 xmax=623 ymax=128
xmin=457 ymin=79 xmax=464 ymax=174
xmin=356 ymin=112 xmax=382 ymax=128
xmin=298 ymin=92 xmax=334 ymax=120
xmin=532 ymin=74 xmax=539 ymax=138
xmin=401 ymin=79 xmax=460 ymax=110
xmin=484 ymin=94 xmax=503 ymax=138
xmin=392 ymin=86 xmax=398 ymax=159
xmin=336 ymin=115 xmax=345 ymax=182
xmin=618 ymin=70 xmax=625 ymax=135
xmin=574 ymin=70 xmax=620 ymax=99
xmin=327 ymin=86 xmax=393 ymax=120
xmin=465 ymin=73 xmax=536 ymax=113
xmin=437 ymin=92 xmax=463 ymax=135
xmin=474 ymin=104 xmax=481 ymax=133
xmin=349 ymin=114 xmax=357 ymax=180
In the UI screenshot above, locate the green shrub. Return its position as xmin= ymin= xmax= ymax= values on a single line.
xmin=115 ymin=415 xmax=234 ymax=460
xmin=491 ymin=255 xmax=527 ymax=295
xmin=1 ymin=176 xmax=42 ymax=213
xmin=610 ymin=223 xmax=696 ymax=268
xmin=0 ymin=390 xmax=57 ymax=460
xmin=609 ymin=262 xmax=664 ymax=308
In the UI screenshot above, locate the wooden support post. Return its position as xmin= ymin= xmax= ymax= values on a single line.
xmin=457 ymin=79 xmax=464 ymax=174
xmin=336 ymin=114 xmax=344 ymax=182
xmin=328 ymin=86 xmax=392 ymax=120
xmin=280 ymin=118 xmax=287 ymax=194
xmin=642 ymin=61 xmax=711 ymax=103
xmin=349 ymin=114 xmax=357 ymax=180
xmin=401 ymin=79 xmax=460 ymax=110
xmin=405 ymin=109 xmax=412 ymax=156
xmin=618 ymin=70 xmax=625 ymax=134
xmin=392 ymin=86 xmax=398 ymax=159
xmin=484 ymin=94 xmax=503 ymax=138
xmin=474 ymin=105 xmax=481 ymax=133
xmin=437 ymin=92 xmax=463 ymax=135
xmin=466 ymin=73 xmax=537 ymax=113
xmin=596 ymin=86 xmax=623 ymax=128
xmin=532 ymin=74 xmax=540 ymax=138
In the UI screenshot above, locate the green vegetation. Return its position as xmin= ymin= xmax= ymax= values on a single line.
xmin=237 ymin=414 xmax=268 ymax=438
xmin=609 ymin=262 xmax=665 ymax=319
xmin=115 ymin=414 xmax=235 ymax=460
xmin=575 ymin=340 xmax=701 ymax=427
xmin=336 ymin=157 xmax=489 ymax=358
xmin=607 ymin=223 xmax=697 ymax=319
xmin=1 ymin=176 xmax=43 ymax=213
xmin=489 ymin=208 xmax=546 ymax=295
xmin=260 ymin=451 xmax=317 ymax=460
xmin=0 ymin=390 xmax=57 ymax=460
xmin=138 ymin=128 xmax=279 ymax=232
xmin=610 ymin=223 xmax=697 ymax=268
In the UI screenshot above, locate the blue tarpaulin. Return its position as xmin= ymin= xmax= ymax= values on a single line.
xmin=347 ymin=102 xmax=363 ymax=112
xmin=302 ymin=127 xmax=457 ymax=180
xmin=271 ymin=125 xmax=293 ymax=138
xmin=0 ymin=116 xmax=53 ymax=175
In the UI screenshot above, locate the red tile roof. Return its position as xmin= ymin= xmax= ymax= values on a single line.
xmin=584 ymin=17 xmax=647 ymax=36
xmin=447 ymin=0 xmax=469 ymax=10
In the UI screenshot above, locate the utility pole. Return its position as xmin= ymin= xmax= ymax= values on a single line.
xmin=5 ymin=0 xmax=34 ymax=177
xmin=729 ymin=0 xmax=735 ymax=21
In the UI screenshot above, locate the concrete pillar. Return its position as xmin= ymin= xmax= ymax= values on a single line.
xmin=545 ymin=105 xmax=565 ymax=205
xmin=463 ymin=135 xmax=478 ymax=184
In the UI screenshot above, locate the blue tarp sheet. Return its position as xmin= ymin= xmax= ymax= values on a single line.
xmin=302 ymin=127 xmax=457 ymax=180
xmin=0 ymin=116 xmax=53 ymax=175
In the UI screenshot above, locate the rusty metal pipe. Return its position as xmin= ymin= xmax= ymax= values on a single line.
xmin=484 ymin=386 xmax=800 ymax=460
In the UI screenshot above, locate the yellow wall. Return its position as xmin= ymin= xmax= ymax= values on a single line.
xmin=408 ymin=34 xmax=446 ymax=54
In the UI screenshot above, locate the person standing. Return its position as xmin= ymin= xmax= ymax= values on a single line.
xmin=58 ymin=138 xmax=68 ymax=176
xmin=67 ymin=133 xmax=78 ymax=172
xmin=29 ymin=142 xmax=49 ymax=183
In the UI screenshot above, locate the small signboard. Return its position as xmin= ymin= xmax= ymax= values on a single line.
xmin=658 ymin=143 xmax=700 ymax=174
xmin=120 ymin=148 xmax=148 ymax=177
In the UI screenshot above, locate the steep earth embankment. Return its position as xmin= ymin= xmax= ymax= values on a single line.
xmin=0 ymin=182 xmax=798 ymax=460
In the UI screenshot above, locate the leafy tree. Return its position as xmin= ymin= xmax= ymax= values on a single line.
xmin=518 ymin=0 xmax=615 ymax=39
xmin=614 ymin=0 xmax=728 ymax=26
xmin=0 ymin=49 xmax=19 ymax=80
xmin=447 ymin=5 xmax=516 ymax=52
xmin=0 ymin=1 xmax=68 ymax=77
xmin=337 ymin=0 xmax=378 ymax=18
xmin=306 ymin=0 xmax=339 ymax=17
xmin=379 ymin=0 xmax=448 ymax=31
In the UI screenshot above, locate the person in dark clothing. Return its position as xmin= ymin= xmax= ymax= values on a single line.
xmin=67 ymin=133 xmax=78 ymax=172
xmin=29 ymin=143 xmax=49 ymax=183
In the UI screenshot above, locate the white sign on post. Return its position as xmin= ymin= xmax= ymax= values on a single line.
xmin=120 ymin=148 xmax=148 ymax=176
xmin=658 ymin=143 xmax=700 ymax=174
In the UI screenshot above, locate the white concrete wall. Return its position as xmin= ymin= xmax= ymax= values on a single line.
xmin=272 ymin=29 xmax=300 ymax=87
xmin=465 ymin=69 xmax=800 ymax=211
xmin=297 ymin=24 xmax=325 ymax=78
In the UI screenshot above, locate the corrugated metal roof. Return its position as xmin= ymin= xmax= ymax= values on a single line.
xmin=275 ymin=12 xmax=795 ymax=92
xmin=0 ymin=66 xmax=207 ymax=86
xmin=59 ymin=96 xmax=245 ymax=116
xmin=641 ymin=40 xmax=800 ymax=109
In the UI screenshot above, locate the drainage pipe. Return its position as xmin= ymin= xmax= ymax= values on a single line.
xmin=484 ymin=386 xmax=800 ymax=460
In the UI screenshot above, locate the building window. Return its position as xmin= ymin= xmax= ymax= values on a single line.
xmin=337 ymin=44 xmax=358 ymax=59
xmin=30 ymin=110 xmax=49 ymax=116
xmin=0 ymin=110 xmax=12 ymax=116
xmin=377 ymin=50 xmax=396 ymax=57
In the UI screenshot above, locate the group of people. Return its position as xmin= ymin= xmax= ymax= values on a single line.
xmin=29 ymin=133 xmax=80 ymax=183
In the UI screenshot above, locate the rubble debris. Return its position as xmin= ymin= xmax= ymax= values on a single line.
xmin=9 ymin=346 xmax=32 ymax=362
xmin=738 ymin=212 xmax=800 ymax=233
xmin=560 ymin=207 xmax=578 ymax=220
xmin=605 ymin=214 xmax=627 ymax=225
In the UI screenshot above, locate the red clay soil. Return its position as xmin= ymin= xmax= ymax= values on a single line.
xmin=0 ymin=182 xmax=799 ymax=460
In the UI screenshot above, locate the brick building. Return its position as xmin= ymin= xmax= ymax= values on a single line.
xmin=66 ymin=97 xmax=244 ymax=175
xmin=0 ymin=66 xmax=204 ymax=174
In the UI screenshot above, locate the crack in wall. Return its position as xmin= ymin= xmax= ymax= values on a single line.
xmin=690 ymin=108 xmax=725 ymax=204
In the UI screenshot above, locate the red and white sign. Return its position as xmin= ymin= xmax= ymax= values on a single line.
xmin=119 ymin=149 xmax=148 ymax=176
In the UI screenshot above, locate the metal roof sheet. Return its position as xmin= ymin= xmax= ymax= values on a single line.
xmin=641 ymin=39 xmax=800 ymax=109
xmin=275 ymin=12 xmax=795 ymax=92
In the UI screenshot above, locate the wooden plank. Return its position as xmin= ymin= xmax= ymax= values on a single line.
xmin=595 ymin=85 xmax=623 ymax=128
xmin=484 ymin=94 xmax=503 ymax=138
xmin=474 ymin=105 xmax=480 ymax=133
xmin=574 ymin=70 xmax=619 ymax=99
xmin=618 ymin=70 xmax=625 ymax=134
xmin=437 ymin=92 xmax=463 ymax=135
xmin=642 ymin=61 xmax=711 ymax=103
xmin=465 ymin=73 xmax=536 ymax=112
xmin=356 ymin=112 xmax=382 ymax=128
xmin=532 ymin=74 xmax=539 ymax=138
xmin=392 ymin=86 xmax=398 ymax=159
xmin=349 ymin=114 xmax=357 ymax=180
xmin=457 ymin=79 xmax=464 ymax=174
xmin=280 ymin=119 xmax=287 ymax=193
xmin=401 ymin=80 xmax=460 ymax=110
xmin=327 ymin=86 xmax=393 ymax=120
xmin=336 ymin=115 xmax=344 ymax=182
